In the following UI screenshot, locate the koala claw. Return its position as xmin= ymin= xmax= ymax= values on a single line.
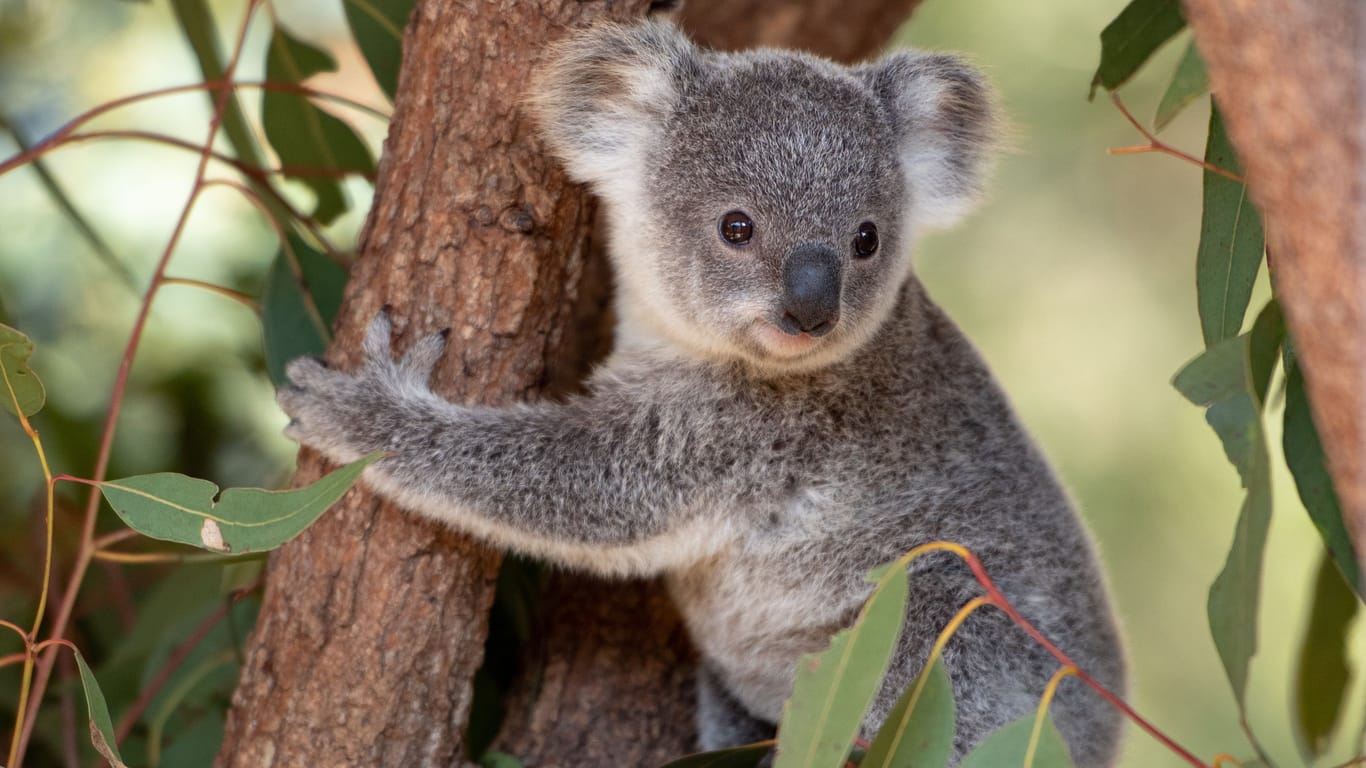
xmin=362 ymin=310 xmax=394 ymax=363
xmin=397 ymin=329 xmax=449 ymax=384
xmin=283 ymin=356 xmax=333 ymax=389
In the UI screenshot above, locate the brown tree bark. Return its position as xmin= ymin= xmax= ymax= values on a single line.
xmin=679 ymin=0 xmax=924 ymax=61
xmin=216 ymin=0 xmax=648 ymax=764
xmin=1183 ymin=0 xmax=1366 ymax=585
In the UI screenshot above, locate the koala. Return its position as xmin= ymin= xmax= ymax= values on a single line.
xmin=277 ymin=20 xmax=1126 ymax=766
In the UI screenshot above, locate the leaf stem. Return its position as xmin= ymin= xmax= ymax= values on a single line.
xmin=0 ymin=114 xmax=139 ymax=291
xmin=1024 ymin=665 xmax=1077 ymax=768
xmin=953 ymin=546 xmax=1210 ymax=767
xmin=1108 ymin=92 xmax=1246 ymax=183
xmin=113 ymin=601 xmax=228 ymax=744
xmin=160 ymin=277 xmax=261 ymax=312
xmin=11 ymin=3 xmax=263 ymax=763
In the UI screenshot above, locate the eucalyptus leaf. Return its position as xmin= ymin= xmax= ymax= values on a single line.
xmin=1090 ymin=0 xmax=1185 ymax=97
xmin=1154 ymin=40 xmax=1208 ymax=131
xmin=74 ymin=649 xmax=128 ymax=768
xmin=342 ymin=0 xmax=416 ymax=102
xmin=478 ymin=753 xmax=525 ymax=768
xmin=1196 ymin=107 xmax=1264 ymax=349
xmin=1293 ymin=555 xmax=1360 ymax=761
xmin=1174 ymin=302 xmax=1283 ymax=706
xmin=263 ymin=26 xmax=375 ymax=224
xmin=1 ymin=322 xmax=46 ymax=418
xmin=959 ymin=714 xmax=1074 ymax=768
xmin=261 ymin=236 xmax=348 ymax=386
xmin=862 ymin=657 xmax=954 ymax=768
xmin=1284 ymin=350 xmax=1362 ymax=595
xmin=775 ymin=563 xmax=909 ymax=768
xmin=98 ymin=453 xmax=380 ymax=553
xmin=658 ymin=743 xmax=774 ymax=768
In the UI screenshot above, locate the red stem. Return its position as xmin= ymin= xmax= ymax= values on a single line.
xmin=0 ymin=79 xmax=385 ymax=178
xmin=960 ymin=552 xmax=1210 ymax=768
xmin=12 ymin=3 xmax=263 ymax=763
xmin=1108 ymin=92 xmax=1246 ymax=184
xmin=113 ymin=601 xmax=228 ymax=743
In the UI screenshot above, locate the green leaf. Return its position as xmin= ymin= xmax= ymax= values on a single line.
xmin=98 ymin=453 xmax=381 ymax=553
xmin=1090 ymin=0 xmax=1186 ymax=97
xmin=1196 ymin=106 xmax=1265 ymax=349
xmin=73 ymin=648 xmax=129 ymax=768
xmin=1153 ymin=40 xmax=1208 ymax=131
xmin=263 ymin=26 xmax=375 ymax=224
xmin=0 ymin=322 xmax=46 ymax=418
xmin=658 ymin=744 xmax=774 ymax=768
xmin=1175 ymin=302 xmax=1283 ymax=706
xmin=775 ymin=563 xmax=910 ymax=768
xmin=1284 ymin=350 xmax=1362 ymax=596
xmin=261 ymin=236 xmax=348 ymax=386
xmin=342 ymin=0 xmax=416 ymax=102
xmin=158 ymin=709 xmax=225 ymax=768
xmin=478 ymin=753 xmax=526 ymax=768
xmin=862 ymin=657 xmax=954 ymax=768
xmin=1294 ymin=555 xmax=1360 ymax=761
xmin=959 ymin=714 xmax=1074 ymax=768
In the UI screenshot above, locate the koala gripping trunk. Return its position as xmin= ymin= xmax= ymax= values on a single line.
xmin=218 ymin=1 xmax=930 ymax=766
xmin=214 ymin=1 xmax=660 ymax=765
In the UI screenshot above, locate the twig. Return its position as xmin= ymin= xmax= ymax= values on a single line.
xmin=12 ymin=2 xmax=263 ymax=763
xmin=0 ymin=79 xmax=386 ymax=178
xmin=57 ymin=651 xmax=79 ymax=768
xmin=1107 ymin=92 xmax=1246 ymax=184
xmin=0 ymin=114 xmax=139 ymax=291
xmin=160 ymin=276 xmax=261 ymax=312
xmin=112 ymin=601 xmax=228 ymax=743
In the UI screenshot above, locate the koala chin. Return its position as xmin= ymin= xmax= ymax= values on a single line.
xmin=277 ymin=20 xmax=1127 ymax=767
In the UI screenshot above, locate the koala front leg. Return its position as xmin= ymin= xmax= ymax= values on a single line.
xmin=278 ymin=311 xmax=747 ymax=576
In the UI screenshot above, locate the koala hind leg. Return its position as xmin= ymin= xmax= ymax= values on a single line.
xmin=696 ymin=665 xmax=776 ymax=751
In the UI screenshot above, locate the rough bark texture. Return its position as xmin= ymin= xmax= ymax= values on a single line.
xmin=679 ymin=0 xmax=924 ymax=61
xmin=1184 ymin=0 xmax=1366 ymax=583
xmin=216 ymin=0 xmax=648 ymax=764
xmin=493 ymin=578 xmax=697 ymax=765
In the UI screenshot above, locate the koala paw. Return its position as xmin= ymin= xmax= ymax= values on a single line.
xmin=276 ymin=308 xmax=451 ymax=462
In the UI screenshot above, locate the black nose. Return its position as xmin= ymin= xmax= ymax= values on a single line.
xmin=779 ymin=245 xmax=840 ymax=336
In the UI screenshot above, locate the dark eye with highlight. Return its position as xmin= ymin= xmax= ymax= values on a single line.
xmin=853 ymin=222 xmax=879 ymax=258
xmin=719 ymin=211 xmax=754 ymax=246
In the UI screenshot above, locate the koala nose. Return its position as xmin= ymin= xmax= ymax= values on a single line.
xmin=780 ymin=245 xmax=841 ymax=337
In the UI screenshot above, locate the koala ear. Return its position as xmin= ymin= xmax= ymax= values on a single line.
xmin=859 ymin=52 xmax=998 ymax=230
xmin=529 ymin=21 xmax=698 ymax=197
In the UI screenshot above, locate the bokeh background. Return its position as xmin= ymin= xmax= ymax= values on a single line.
xmin=0 ymin=0 xmax=1361 ymax=765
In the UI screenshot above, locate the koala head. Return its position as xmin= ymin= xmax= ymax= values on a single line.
xmin=531 ymin=21 xmax=996 ymax=373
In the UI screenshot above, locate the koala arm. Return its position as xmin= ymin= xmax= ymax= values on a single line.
xmin=277 ymin=312 xmax=766 ymax=576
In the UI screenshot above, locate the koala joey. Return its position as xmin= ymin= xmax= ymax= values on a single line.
xmin=277 ymin=20 xmax=1126 ymax=766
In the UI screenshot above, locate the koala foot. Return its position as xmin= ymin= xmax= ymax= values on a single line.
xmin=276 ymin=308 xmax=451 ymax=463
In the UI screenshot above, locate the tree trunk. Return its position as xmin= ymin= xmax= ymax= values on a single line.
xmin=679 ymin=0 xmax=924 ymax=60
xmin=216 ymin=0 xmax=648 ymax=764
xmin=1183 ymin=0 xmax=1366 ymax=585
xmin=220 ymin=2 xmax=926 ymax=766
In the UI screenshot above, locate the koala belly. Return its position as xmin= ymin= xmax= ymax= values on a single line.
xmin=665 ymin=544 xmax=867 ymax=723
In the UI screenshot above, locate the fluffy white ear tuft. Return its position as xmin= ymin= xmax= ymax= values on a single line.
xmin=859 ymin=51 xmax=999 ymax=231
xmin=528 ymin=21 xmax=697 ymax=198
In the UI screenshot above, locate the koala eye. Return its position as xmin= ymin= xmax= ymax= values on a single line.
xmin=853 ymin=221 xmax=879 ymax=258
xmin=719 ymin=211 xmax=754 ymax=246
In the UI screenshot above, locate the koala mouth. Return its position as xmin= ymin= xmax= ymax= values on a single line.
xmin=752 ymin=319 xmax=828 ymax=359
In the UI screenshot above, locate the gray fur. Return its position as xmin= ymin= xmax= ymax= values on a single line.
xmin=278 ymin=21 xmax=1125 ymax=766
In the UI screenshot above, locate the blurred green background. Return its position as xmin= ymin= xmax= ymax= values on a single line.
xmin=0 ymin=0 xmax=1360 ymax=766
